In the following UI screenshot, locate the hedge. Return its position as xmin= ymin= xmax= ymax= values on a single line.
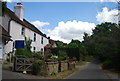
xmin=52 ymin=47 xmax=80 ymax=61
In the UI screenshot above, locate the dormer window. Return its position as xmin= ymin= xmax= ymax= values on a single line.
xmin=34 ymin=33 xmax=36 ymax=41
xmin=21 ymin=27 xmax=25 ymax=35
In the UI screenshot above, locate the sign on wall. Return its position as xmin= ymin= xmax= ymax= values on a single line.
xmin=15 ymin=40 xmax=24 ymax=48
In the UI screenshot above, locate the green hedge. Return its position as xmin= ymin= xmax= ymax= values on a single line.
xmin=52 ymin=47 xmax=80 ymax=61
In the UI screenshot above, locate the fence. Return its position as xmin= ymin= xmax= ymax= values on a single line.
xmin=13 ymin=57 xmax=34 ymax=72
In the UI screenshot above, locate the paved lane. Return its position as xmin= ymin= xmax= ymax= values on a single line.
xmin=2 ymin=70 xmax=42 ymax=79
xmin=66 ymin=59 xmax=109 ymax=79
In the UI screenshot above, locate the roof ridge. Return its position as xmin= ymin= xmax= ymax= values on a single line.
xmin=6 ymin=7 xmax=47 ymax=38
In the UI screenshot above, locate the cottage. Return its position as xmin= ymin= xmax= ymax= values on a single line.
xmin=0 ymin=3 xmax=49 ymax=60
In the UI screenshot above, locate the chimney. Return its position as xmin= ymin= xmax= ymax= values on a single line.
xmin=14 ymin=3 xmax=24 ymax=21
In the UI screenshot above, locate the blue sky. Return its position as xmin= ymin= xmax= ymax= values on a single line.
xmin=7 ymin=2 xmax=118 ymax=43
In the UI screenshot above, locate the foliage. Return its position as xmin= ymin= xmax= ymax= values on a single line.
xmin=56 ymin=40 xmax=67 ymax=47
xmin=85 ymin=56 xmax=93 ymax=62
xmin=24 ymin=36 xmax=32 ymax=51
xmin=52 ymin=47 xmax=80 ymax=61
xmin=51 ymin=72 xmax=57 ymax=76
xmin=45 ymin=53 xmax=58 ymax=62
xmin=67 ymin=43 xmax=78 ymax=48
xmin=33 ymin=51 xmax=43 ymax=60
xmin=102 ymin=61 xmax=113 ymax=69
xmin=32 ymin=60 xmax=46 ymax=75
xmin=83 ymin=22 xmax=120 ymax=71
xmin=15 ymin=48 xmax=24 ymax=56
xmin=15 ymin=37 xmax=33 ymax=58
xmin=57 ymin=50 xmax=68 ymax=61
xmin=76 ymin=61 xmax=85 ymax=66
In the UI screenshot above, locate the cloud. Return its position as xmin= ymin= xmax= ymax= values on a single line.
xmin=48 ymin=20 xmax=95 ymax=43
xmin=96 ymin=7 xmax=119 ymax=23
xmin=2 ymin=0 xmax=12 ymax=2
xmin=100 ymin=0 xmax=117 ymax=2
xmin=31 ymin=20 xmax=50 ymax=28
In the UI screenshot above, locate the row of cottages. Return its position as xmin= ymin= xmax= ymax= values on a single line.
xmin=0 ymin=3 xmax=50 ymax=60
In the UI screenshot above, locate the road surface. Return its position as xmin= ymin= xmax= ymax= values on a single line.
xmin=66 ymin=59 xmax=119 ymax=81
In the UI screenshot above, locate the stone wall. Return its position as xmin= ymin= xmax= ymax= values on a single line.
xmin=46 ymin=62 xmax=58 ymax=75
xmin=68 ymin=61 xmax=76 ymax=70
xmin=60 ymin=61 xmax=68 ymax=72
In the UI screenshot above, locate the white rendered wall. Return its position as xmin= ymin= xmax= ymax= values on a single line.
xmin=4 ymin=20 xmax=49 ymax=54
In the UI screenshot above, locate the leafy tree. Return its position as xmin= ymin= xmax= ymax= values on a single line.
xmin=56 ymin=40 xmax=67 ymax=47
xmin=67 ymin=43 xmax=78 ymax=48
xmin=83 ymin=22 xmax=120 ymax=71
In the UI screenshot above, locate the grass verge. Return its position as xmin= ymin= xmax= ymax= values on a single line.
xmin=76 ymin=61 xmax=86 ymax=66
xmin=41 ymin=68 xmax=79 ymax=79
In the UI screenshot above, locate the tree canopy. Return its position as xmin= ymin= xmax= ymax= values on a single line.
xmin=83 ymin=22 xmax=120 ymax=71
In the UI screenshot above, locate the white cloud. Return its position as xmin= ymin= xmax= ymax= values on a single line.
xmin=96 ymin=7 xmax=119 ymax=23
xmin=2 ymin=0 xmax=12 ymax=2
xmin=48 ymin=20 xmax=95 ymax=43
xmin=100 ymin=0 xmax=117 ymax=2
xmin=31 ymin=20 xmax=50 ymax=28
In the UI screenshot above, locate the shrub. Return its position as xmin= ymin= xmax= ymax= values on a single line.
xmin=33 ymin=52 xmax=43 ymax=60
xmin=32 ymin=60 xmax=44 ymax=75
xmin=51 ymin=72 xmax=57 ymax=76
xmin=58 ymin=51 xmax=68 ymax=61
xmin=15 ymin=37 xmax=33 ymax=58
xmin=85 ymin=56 xmax=93 ymax=62
xmin=45 ymin=53 xmax=53 ymax=58
xmin=102 ymin=61 xmax=113 ymax=69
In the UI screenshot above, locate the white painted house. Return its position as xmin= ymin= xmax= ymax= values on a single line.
xmin=0 ymin=3 xmax=49 ymax=59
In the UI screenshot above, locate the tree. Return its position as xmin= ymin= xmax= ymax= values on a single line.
xmin=83 ymin=22 xmax=120 ymax=70
xmin=56 ymin=40 xmax=67 ymax=47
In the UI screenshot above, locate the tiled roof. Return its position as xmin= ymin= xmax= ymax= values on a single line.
xmin=6 ymin=8 xmax=47 ymax=38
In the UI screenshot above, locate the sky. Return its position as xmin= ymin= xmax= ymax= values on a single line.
xmin=7 ymin=1 xmax=119 ymax=43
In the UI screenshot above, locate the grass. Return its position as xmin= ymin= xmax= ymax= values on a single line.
xmin=76 ymin=61 xmax=86 ymax=66
xmin=85 ymin=56 xmax=93 ymax=62
xmin=41 ymin=68 xmax=79 ymax=79
xmin=76 ymin=56 xmax=93 ymax=66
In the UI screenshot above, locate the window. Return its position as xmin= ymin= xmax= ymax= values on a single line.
xmin=41 ymin=37 xmax=43 ymax=44
xmin=41 ymin=48 xmax=43 ymax=56
xmin=21 ymin=27 xmax=25 ymax=35
xmin=33 ymin=47 xmax=36 ymax=52
xmin=34 ymin=33 xmax=36 ymax=41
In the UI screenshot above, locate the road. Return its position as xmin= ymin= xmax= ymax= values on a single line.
xmin=2 ymin=70 xmax=43 ymax=79
xmin=66 ymin=59 xmax=119 ymax=80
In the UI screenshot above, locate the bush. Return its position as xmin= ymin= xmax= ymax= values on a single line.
xmin=15 ymin=37 xmax=33 ymax=58
xmin=52 ymin=47 xmax=80 ymax=61
xmin=33 ymin=52 xmax=43 ymax=60
xmin=85 ymin=56 xmax=93 ymax=62
xmin=32 ymin=60 xmax=44 ymax=75
xmin=58 ymin=51 xmax=68 ymax=61
xmin=51 ymin=72 xmax=57 ymax=76
xmin=45 ymin=53 xmax=53 ymax=58
xmin=102 ymin=61 xmax=113 ymax=69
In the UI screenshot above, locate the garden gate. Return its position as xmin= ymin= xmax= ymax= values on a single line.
xmin=13 ymin=56 xmax=34 ymax=72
